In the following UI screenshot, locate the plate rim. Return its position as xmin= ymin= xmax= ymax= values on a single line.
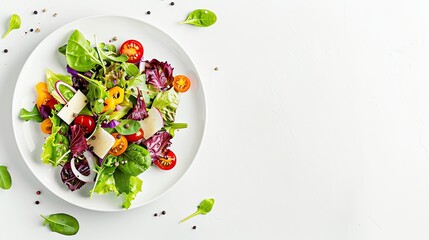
xmin=11 ymin=14 xmax=207 ymax=212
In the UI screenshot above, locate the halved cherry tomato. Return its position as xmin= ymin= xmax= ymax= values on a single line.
xmin=40 ymin=118 xmax=53 ymax=134
xmin=125 ymin=128 xmax=144 ymax=142
xmin=173 ymin=75 xmax=191 ymax=93
xmin=102 ymin=96 xmax=115 ymax=113
xmin=119 ymin=40 xmax=144 ymax=63
xmin=155 ymin=150 xmax=177 ymax=170
xmin=35 ymin=82 xmax=57 ymax=110
xmin=108 ymin=86 xmax=124 ymax=105
xmin=73 ymin=115 xmax=96 ymax=135
xmin=109 ymin=133 xmax=128 ymax=156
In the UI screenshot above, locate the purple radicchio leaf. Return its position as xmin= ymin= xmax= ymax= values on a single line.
xmin=143 ymin=131 xmax=172 ymax=161
xmin=39 ymin=105 xmax=50 ymax=119
xmin=101 ymin=119 xmax=120 ymax=128
xmin=66 ymin=65 xmax=79 ymax=77
xmin=70 ymin=124 xmax=88 ymax=157
xmin=60 ymin=160 xmax=90 ymax=191
xmin=70 ymin=71 xmax=92 ymax=94
xmin=144 ymin=59 xmax=174 ymax=91
xmin=127 ymin=88 xmax=148 ymax=121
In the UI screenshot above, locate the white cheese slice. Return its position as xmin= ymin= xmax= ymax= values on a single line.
xmin=57 ymin=90 xmax=88 ymax=124
xmin=139 ymin=107 xmax=164 ymax=139
xmin=87 ymin=128 xmax=115 ymax=158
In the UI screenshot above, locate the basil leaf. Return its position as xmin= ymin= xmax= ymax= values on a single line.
xmin=65 ymin=30 xmax=101 ymax=72
xmin=2 ymin=14 xmax=21 ymax=39
xmin=180 ymin=9 xmax=217 ymax=27
xmin=118 ymin=144 xmax=151 ymax=176
xmin=19 ymin=105 xmax=43 ymax=122
xmin=41 ymin=213 xmax=79 ymax=236
xmin=115 ymin=119 xmax=140 ymax=135
xmin=0 ymin=166 xmax=12 ymax=190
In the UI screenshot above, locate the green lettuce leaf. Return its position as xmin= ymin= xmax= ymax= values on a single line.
xmin=91 ymin=166 xmax=118 ymax=196
xmin=41 ymin=114 xmax=70 ymax=166
xmin=122 ymin=176 xmax=142 ymax=209
xmin=151 ymin=88 xmax=180 ymax=122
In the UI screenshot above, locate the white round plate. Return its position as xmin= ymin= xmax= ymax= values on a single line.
xmin=12 ymin=15 xmax=206 ymax=211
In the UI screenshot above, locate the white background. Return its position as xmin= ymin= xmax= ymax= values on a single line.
xmin=1 ymin=0 xmax=429 ymax=239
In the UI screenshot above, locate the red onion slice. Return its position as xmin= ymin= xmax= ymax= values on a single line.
xmin=55 ymin=80 xmax=77 ymax=104
xmin=70 ymin=150 xmax=96 ymax=183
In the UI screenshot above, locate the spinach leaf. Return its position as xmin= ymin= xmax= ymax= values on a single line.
xmin=0 ymin=166 xmax=12 ymax=190
xmin=180 ymin=198 xmax=215 ymax=223
xmin=115 ymin=119 xmax=140 ymax=135
xmin=2 ymin=14 xmax=21 ymax=39
xmin=118 ymin=144 xmax=151 ymax=176
xmin=19 ymin=105 xmax=43 ymax=122
xmin=41 ymin=115 xmax=70 ymax=167
xmin=180 ymin=9 xmax=217 ymax=27
xmin=113 ymin=169 xmax=130 ymax=193
xmin=41 ymin=213 xmax=79 ymax=236
xmin=66 ymin=30 xmax=101 ymax=72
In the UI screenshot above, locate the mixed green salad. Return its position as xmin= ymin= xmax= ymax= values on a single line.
xmin=19 ymin=29 xmax=192 ymax=209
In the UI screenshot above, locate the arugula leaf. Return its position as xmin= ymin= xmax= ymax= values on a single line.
xmin=65 ymin=30 xmax=101 ymax=72
xmin=19 ymin=105 xmax=43 ymax=122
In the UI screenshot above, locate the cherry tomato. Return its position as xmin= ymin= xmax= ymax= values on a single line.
xmin=109 ymin=133 xmax=128 ymax=156
xmin=119 ymin=40 xmax=144 ymax=63
xmin=40 ymin=118 xmax=53 ymax=134
xmin=125 ymin=129 xmax=144 ymax=142
xmin=73 ymin=115 xmax=96 ymax=135
xmin=155 ymin=150 xmax=177 ymax=170
xmin=35 ymin=82 xmax=57 ymax=110
xmin=173 ymin=75 xmax=191 ymax=93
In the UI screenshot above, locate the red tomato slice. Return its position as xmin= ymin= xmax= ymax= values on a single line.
xmin=155 ymin=150 xmax=177 ymax=170
xmin=119 ymin=40 xmax=144 ymax=63
xmin=73 ymin=115 xmax=96 ymax=135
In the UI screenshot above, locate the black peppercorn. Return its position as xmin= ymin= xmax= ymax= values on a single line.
xmin=154 ymin=213 xmax=158 ymax=217
xmin=161 ymin=210 xmax=166 ymax=215
xmin=3 ymin=49 xmax=8 ymax=53
xmin=30 ymin=28 xmax=34 ymax=32
xmin=192 ymin=226 xmax=197 ymax=230
xmin=36 ymin=191 xmax=41 ymax=195
xmin=146 ymin=11 xmax=151 ymax=15
xmin=33 ymin=10 xmax=38 ymax=14
xmin=170 ymin=2 xmax=175 ymax=6
xmin=35 ymin=201 xmax=40 ymax=205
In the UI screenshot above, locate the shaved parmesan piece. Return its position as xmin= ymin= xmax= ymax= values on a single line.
xmin=87 ymin=128 xmax=115 ymax=158
xmin=57 ymin=90 xmax=88 ymax=124
xmin=139 ymin=107 xmax=164 ymax=139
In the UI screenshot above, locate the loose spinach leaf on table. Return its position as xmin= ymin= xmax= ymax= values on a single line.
xmin=180 ymin=198 xmax=215 ymax=223
xmin=41 ymin=213 xmax=79 ymax=236
xmin=180 ymin=9 xmax=217 ymax=27
xmin=0 ymin=166 xmax=12 ymax=190
xmin=2 ymin=14 xmax=21 ymax=39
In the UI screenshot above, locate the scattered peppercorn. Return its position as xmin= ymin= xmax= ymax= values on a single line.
xmin=35 ymin=28 xmax=41 ymax=33
xmin=89 ymin=146 xmax=94 ymax=151
xmin=116 ymin=134 xmax=122 ymax=139
xmin=33 ymin=10 xmax=38 ymax=15
xmin=154 ymin=213 xmax=158 ymax=217
xmin=36 ymin=191 xmax=41 ymax=195
xmin=42 ymin=9 xmax=47 ymax=12
xmin=53 ymin=13 xmax=58 ymax=17
xmin=170 ymin=2 xmax=175 ymax=6
xmin=3 ymin=49 xmax=8 ymax=53
xmin=214 ymin=67 xmax=219 ymax=71
xmin=146 ymin=11 xmax=151 ymax=15
xmin=30 ymin=28 xmax=34 ymax=32
xmin=124 ymin=124 xmax=130 ymax=129
xmin=161 ymin=210 xmax=166 ymax=215
xmin=192 ymin=226 xmax=197 ymax=230
xmin=35 ymin=201 xmax=40 ymax=205
xmin=112 ymin=36 xmax=118 ymax=41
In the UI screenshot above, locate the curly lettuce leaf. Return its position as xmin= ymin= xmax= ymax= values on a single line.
xmin=41 ymin=115 xmax=70 ymax=167
xmin=151 ymin=88 xmax=180 ymax=122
